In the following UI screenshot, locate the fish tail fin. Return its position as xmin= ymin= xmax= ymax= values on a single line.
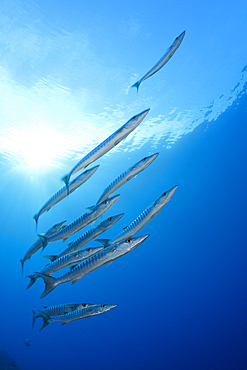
xmin=61 ymin=174 xmax=70 ymax=195
xmin=95 ymin=238 xmax=110 ymax=248
xmin=38 ymin=311 xmax=51 ymax=331
xmin=26 ymin=274 xmax=38 ymax=289
xmin=32 ymin=309 xmax=36 ymax=329
xmin=43 ymin=255 xmax=57 ymax=262
xmin=37 ymin=234 xmax=48 ymax=249
xmin=20 ymin=259 xmax=24 ymax=274
xmin=33 ymin=214 xmax=39 ymax=231
xmin=34 ymin=272 xmax=56 ymax=299
xmin=131 ymin=80 xmax=141 ymax=93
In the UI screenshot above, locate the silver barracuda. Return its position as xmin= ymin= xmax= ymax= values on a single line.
xmin=50 ymin=213 xmax=124 ymax=261
xmin=96 ymin=153 xmax=159 ymax=205
xmin=62 ymin=109 xmax=150 ymax=187
xmin=38 ymin=304 xmax=117 ymax=330
xmin=32 ymin=303 xmax=96 ymax=329
xmin=132 ymin=31 xmax=185 ymax=92
xmin=97 ymin=185 xmax=178 ymax=248
xmin=35 ymin=234 xmax=149 ymax=298
xmin=26 ymin=245 xmax=104 ymax=290
xmin=20 ymin=221 xmax=66 ymax=274
xmin=34 ymin=166 xmax=99 ymax=229
xmin=38 ymin=194 xmax=120 ymax=247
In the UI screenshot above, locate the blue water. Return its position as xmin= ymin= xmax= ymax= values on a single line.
xmin=0 ymin=1 xmax=247 ymax=370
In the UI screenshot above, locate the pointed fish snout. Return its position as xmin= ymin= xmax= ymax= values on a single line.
xmin=169 ymin=185 xmax=178 ymax=196
xmin=139 ymin=108 xmax=150 ymax=120
xmin=133 ymin=234 xmax=150 ymax=247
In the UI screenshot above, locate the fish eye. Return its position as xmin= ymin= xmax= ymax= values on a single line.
xmin=163 ymin=191 xmax=167 ymax=196
xmin=143 ymin=157 xmax=147 ymax=161
xmin=86 ymin=248 xmax=91 ymax=252
xmin=126 ymin=239 xmax=131 ymax=243
xmin=101 ymin=304 xmax=106 ymax=308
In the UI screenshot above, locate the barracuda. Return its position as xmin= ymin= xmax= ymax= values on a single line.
xmin=62 ymin=109 xmax=150 ymax=187
xmin=51 ymin=213 xmax=124 ymax=261
xmin=34 ymin=166 xmax=99 ymax=229
xmin=36 ymin=234 xmax=149 ymax=298
xmin=96 ymin=153 xmax=159 ymax=205
xmin=26 ymin=245 xmax=104 ymax=290
xmin=38 ymin=194 xmax=120 ymax=247
xmin=132 ymin=31 xmax=185 ymax=92
xmin=32 ymin=303 xmax=96 ymax=329
xmin=20 ymin=220 xmax=66 ymax=274
xmin=38 ymin=304 xmax=117 ymax=330
xmin=97 ymin=185 xmax=178 ymax=248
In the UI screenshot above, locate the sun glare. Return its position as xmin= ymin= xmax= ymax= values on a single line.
xmin=3 ymin=125 xmax=67 ymax=170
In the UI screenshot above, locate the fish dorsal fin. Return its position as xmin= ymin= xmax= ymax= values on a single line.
xmin=43 ymin=255 xmax=57 ymax=262
xmin=86 ymin=206 xmax=95 ymax=211
xmin=69 ymin=264 xmax=78 ymax=270
xmin=95 ymin=238 xmax=110 ymax=248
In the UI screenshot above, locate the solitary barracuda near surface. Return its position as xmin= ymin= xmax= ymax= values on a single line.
xmin=49 ymin=213 xmax=124 ymax=261
xmin=32 ymin=303 xmax=97 ymax=329
xmin=34 ymin=166 xmax=99 ymax=229
xmin=97 ymin=185 xmax=177 ymax=248
xmin=38 ymin=304 xmax=117 ymax=330
xmin=132 ymin=31 xmax=185 ymax=92
xmin=38 ymin=194 xmax=120 ymax=247
xmin=26 ymin=245 xmax=104 ymax=289
xmin=96 ymin=153 xmax=159 ymax=205
xmin=36 ymin=235 xmax=149 ymax=298
xmin=20 ymin=221 xmax=66 ymax=274
xmin=62 ymin=109 xmax=150 ymax=188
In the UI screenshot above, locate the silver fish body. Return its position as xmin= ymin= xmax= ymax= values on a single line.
xmin=132 ymin=31 xmax=185 ymax=92
xmin=97 ymin=185 xmax=177 ymax=248
xmin=36 ymin=234 xmax=149 ymax=298
xmin=62 ymin=109 xmax=150 ymax=186
xmin=20 ymin=220 xmax=66 ymax=273
xmin=54 ymin=213 xmax=124 ymax=260
xmin=96 ymin=153 xmax=159 ymax=205
xmin=34 ymin=166 xmax=99 ymax=228
xmin=39 ymin=304 xmax=117 ymax=330
xmin=26 ymin=245 xmax=104 ymax=289
xmin=32 ymin=302 xmax=96 ymax=328
xmin=38 ymin=194 xmax=120 ymax=247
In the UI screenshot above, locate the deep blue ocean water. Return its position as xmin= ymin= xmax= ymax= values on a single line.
xmin=0 ymin=1 xmax=247 ymax=370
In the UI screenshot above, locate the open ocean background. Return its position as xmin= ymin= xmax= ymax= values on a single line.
xmin=0 ymin=1 xmax=246 ymax=369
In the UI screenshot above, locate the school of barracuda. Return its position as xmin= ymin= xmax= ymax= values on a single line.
xmin=21 ymin=30 xmax=185 ymax=330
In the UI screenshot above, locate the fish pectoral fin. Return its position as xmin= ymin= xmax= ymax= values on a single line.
xmin=105 ymin=261 xmax=113 ymax=267
xmin=61 ymin=322 xmax=68 ymax=326
xmin=72 ymin=278 xmax=80 ymax=285
xmin=62 ymin=237 xmax=68 ymax=243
